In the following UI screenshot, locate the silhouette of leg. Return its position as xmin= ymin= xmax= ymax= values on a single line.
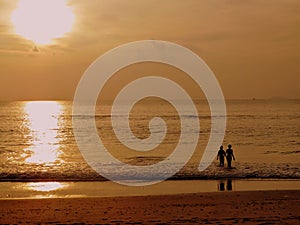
xmin=227 ymin=159 xmax=231 ymax=168
xmin=220 ymin=158 xmax=224 ymax=167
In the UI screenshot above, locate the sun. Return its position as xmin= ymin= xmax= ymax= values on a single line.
xmin=11 ymin=0 xmax=75 ymax=45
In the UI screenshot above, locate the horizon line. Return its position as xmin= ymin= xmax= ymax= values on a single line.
xmin=0 ymin=97 xmax=299 ymax=102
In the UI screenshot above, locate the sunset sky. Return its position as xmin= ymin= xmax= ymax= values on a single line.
xmin=0 ymin=0 xmax=299 ymax=100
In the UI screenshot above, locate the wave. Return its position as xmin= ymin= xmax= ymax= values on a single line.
xmin=0 ymin=162 xmax=299 ymax=182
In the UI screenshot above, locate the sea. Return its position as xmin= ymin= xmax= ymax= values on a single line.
xmin=0 ymin=99 xmax=299 ymax=184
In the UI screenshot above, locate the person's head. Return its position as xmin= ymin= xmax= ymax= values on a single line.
xmin=220 ymin=145 xmax=223 ymax=150
xmin=228 ymin=144 xmax=232 ymax=149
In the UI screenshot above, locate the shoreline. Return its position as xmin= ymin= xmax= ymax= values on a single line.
xmin=1 ymin=179 xmax=300 ymax=199
xmin=0 ymin=190 xmax=299 ymax=224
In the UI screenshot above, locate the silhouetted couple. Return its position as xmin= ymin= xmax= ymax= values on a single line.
xmin=217 ymin=144 xmax=235 ymax=168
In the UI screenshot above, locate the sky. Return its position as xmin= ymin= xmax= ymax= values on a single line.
xmin=0 ymin=0 xmax=299 ymax=100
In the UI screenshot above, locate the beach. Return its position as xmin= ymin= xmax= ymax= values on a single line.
xmin=1 ymin=0 xmax=299 ymax=223
xmin=0 ymin=190 xmax=299 ymax=224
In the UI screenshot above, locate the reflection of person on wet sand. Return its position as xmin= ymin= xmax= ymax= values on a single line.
xmin=218 ymin=179 xmax=233 ymax=191
xmin=218 ymin=180 xmax=225 ymax=191
xmin=217 ymin=146 xmax=226 ymax=167
xmin=226 ymin=144 xmax=235 ymax=169
xmin=226 ymin=179 xmax=232 ymax=191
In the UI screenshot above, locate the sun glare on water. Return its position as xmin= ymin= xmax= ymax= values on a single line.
xmin=11 ymin=0 xmax=74 ymax=45
xmin=23 ymin=101 xmax=64 ymax=164
xmin=26 ymin=182 xmax=66 ymax=192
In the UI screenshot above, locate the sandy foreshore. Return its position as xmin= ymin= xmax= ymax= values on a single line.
xmin=0 ymin=190 xmax=299 ymax=224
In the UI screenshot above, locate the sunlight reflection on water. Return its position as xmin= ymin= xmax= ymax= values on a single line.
xmin=23 ymin=101 xmax=64 ymax=165
xmin=26 ymin=181 xmax=66 ymax=192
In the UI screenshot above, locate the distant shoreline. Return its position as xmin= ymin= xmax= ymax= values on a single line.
xmin=0 ymin=98 xmax=299 ymax=102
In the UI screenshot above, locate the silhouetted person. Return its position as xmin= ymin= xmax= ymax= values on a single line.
xmin=226 ymin=144 xmax=235 ymax=169
xmin=226 ymin=179 xmax=232 ymax=191
xmin=217 ymin=145 xmax=226 ymax=167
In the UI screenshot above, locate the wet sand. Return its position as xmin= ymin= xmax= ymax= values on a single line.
xmin=2 ymin=179 xmax=300 ymax=199
xmin=0 ymin=190 xmax=299 ymax=224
